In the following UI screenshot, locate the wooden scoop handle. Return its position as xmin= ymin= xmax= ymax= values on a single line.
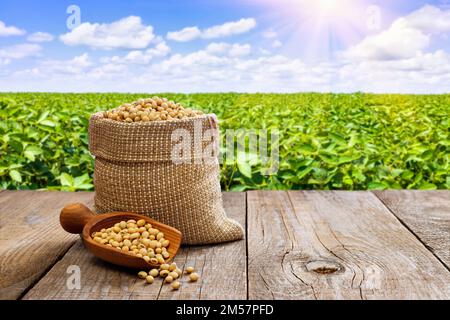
xmin=60 ymin=203 xmax=95 ymax=234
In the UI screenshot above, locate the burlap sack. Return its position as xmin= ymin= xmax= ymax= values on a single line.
xmin=88 ymin=112 xmax=244 ymax=245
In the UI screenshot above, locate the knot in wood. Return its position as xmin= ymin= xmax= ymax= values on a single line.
xmin=305 ymin=260 xmax=344 ymax=275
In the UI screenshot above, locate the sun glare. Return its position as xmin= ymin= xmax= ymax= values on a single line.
xmin=317 ymin=0 xmax=338 ymax=11
xmin=254 ymin=0 xmax=377 ymax=60
xmin=308 ymin=0 xmax=351 ymax=17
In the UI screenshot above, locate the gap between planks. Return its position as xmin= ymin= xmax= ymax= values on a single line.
xmin=17 ymin=240 xmax=78 ymax=299
xmin=372 ymin=190 xmax=450 ymax=271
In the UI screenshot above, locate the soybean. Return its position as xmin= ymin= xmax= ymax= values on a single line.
xmin=169 ymin=263 xmax=177 ymax=272
xmin=145 ymin=275 xmax=154 ymax=284
xmin=160 ymin=270 xmax=170 ymax=278
xmin=160 ymin=263 xmax=170 ymax=271
xmin=101 ymin=97 xmax=204 ymax=123
xmin=186 ymin=267 xmax=195 ymax=274
xmin=90 ymin=220 xmax=172 ymax=267
xmin=189 ymin=273 xmax=199 ymax=282
xmin=172 ymin=281 xmax=180 ymax=290
xmin=149 ymin=269 xmax=159 ymax=277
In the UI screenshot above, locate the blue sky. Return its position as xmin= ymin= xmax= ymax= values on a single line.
xmin=0 ymin=0 xmax=449 ymax=93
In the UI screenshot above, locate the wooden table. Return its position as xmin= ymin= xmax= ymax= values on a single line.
xmin=0 ymin=190 xmax=449 ymax=300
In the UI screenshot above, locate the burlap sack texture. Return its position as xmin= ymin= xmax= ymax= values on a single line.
xmin=88 ymin=112 xmax=244 ymax=245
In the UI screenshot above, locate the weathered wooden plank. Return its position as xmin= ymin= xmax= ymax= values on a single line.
xmin=25 ymin=239 xmax=161 ymax=300
xmin=0 ymin=191 xmax=94 ymax=300
xmin=23 ymin=192 xmax=247 ymax=300
xmin=374 ymin=190 xmax=450 ymax=269
xmin=247 ymin=191 xmax=450 ymax=300
xmin=158 ymin=192 xmax=247 ymax=300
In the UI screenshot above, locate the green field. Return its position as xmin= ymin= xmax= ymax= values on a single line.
xmin=0 ymin=92 xmax=449 ymax=191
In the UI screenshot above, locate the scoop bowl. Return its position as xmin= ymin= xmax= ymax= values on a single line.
xmin=60 ymin=203 xmax=182 ymax=269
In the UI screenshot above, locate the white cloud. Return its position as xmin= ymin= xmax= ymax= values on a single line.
xmin=27 ymin=32 xmax=54 ymax=42
xmin=402 ymin=5 xmax=450 ymax=33
xmin=228 ymin=44 xmax=251 ymax=57
xmin=38 ymin=53 xmax=92 ymax=75
xmin=147 ymin=52 xmax=333 ymax=92
xmin=344 ymin=24 xmax=429 ymax=60
xmin=2 ymin=6 xmax=450 ymax=94
xmin=262 ymin=28 xmax=277 ymax=39
xmin=205 ymin=42 xmax=230 ymax=54
xmin=259 ymin=48 xmax=271 ymax=55
xmin=262 ymin=29 xmax=282 ymax=49
xmin=272 ymin=40 xmax=282 ymax=48
xmin=69 ymin=54 xmax=92 ymax=68
xmin=167 ymin=27 xmax=201 ymax=42
xmin=202 ymin=18 xmax=256 ymax=39
xmin=60 ymin=16 xmax=155 ymax=50
xmin=344 ymin=5 xmax=450 ymax=61
xmin=3 ymin=47 xmax=450 ymax=93
xmin=167 ymin=18 xmax=256 ymax=42
xmin=337 ymin=50 xmax=450 ymax=93
xmin=0 ymin=43 xmax=41 ymax=60
xmin=88 ymin=63 xmax=127 ymax=79
xmin=0 ymin=21 xmax=25 ymax=37
xmin=206 ymin=42 xmax=251 ymax=57
xmin=101 ymin=42 xmax=171 ymax=65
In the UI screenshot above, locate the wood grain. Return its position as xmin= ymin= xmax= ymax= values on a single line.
xmin=158 ymin=192 xmax=247 ymax=300
xmin=23 ymin=192 xmax=247 ymax=300
xmin=374 ymin=190 xmax=450 ymax=269
xmin=0 ymin=191 xmax=94 ymax=300
xmin=247 ymin=191 xmax=450 ymax=300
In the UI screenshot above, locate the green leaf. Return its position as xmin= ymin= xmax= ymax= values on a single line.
xmin=230 ymin=185 xmax=248 ymax=192
xmin=343 ymin=175 xmax=353 ymax=185
xmin=318 ymin=153 xmax=339 ymax=165
xmin=9 ymin=140 xmax=23 ymax=152
xmin=73 ymin=173 xmax=91 ymax=187
xmin=329 ymin=132 xmax=347 ymax=144
xmin=237 ymin=161 xmax=252 ymax=178
xmin=391 ymin=169 xmax=404 ymax=178
xmin=401 ymin=170 xmax=414 ymax=180
xmin=37 ymin=110 xmax=50 ymax=123
xmin=9 ymin=170 xmax=22 ymax=183
xmin=39 ymin=120 xmax=56 ymax=127
xmin=75 ymin=183 xmax=94 ymax=190
xmin=337 ymin=155 xmax=359 ymax=164
xmin=421 ymin=150 xmax=433 ymax=161
xmin=24 ymin=145 xmax=43 ymax=161
xmin=8 ymin=163 xmax=23 ymax=170
xmin=236 ymin=151 xmax=252 ymax=178
xmin=297 ymin=166 xmax=313 ymax=180
xmin=298 ymin=144 xmax=315 ymax=154
xmin=418 ymin=183 xmax=437 ymax=190
xmin=59 ymin=173 xmax=74 ymax=187
xmin=367 ymin=182 xmax=387 ymax=190
xmin=352 ymin=171 xmax=366 ymax=182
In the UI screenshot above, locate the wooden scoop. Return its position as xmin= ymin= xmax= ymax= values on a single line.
xmin=60 ymin=203 xmax=182 ymax=269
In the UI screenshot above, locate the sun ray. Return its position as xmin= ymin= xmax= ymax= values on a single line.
xmin=250 ymin=0 xmax=384 ymax=61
